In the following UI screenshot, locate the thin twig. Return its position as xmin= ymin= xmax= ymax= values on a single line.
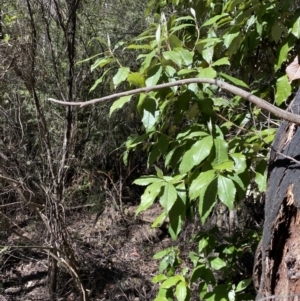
xmin=49 ymin=78 xmax=300 ymax=124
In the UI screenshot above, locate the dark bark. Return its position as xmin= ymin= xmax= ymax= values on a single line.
xmin=255 ymin=88 xmax=300 ymax=300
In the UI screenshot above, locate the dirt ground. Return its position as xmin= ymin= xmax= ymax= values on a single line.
xmin=0 ymin=203 xmax=191 ymax=301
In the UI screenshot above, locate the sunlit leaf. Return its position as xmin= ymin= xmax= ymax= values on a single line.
xmin=217 ymin=176 xmax=236 ymax=210
xmin=275 ymin=75 xmax=291 ymax=105
xmin=159 ymin=183 xmax=177 ymax=213
xmin=109 ymin=95 xmax=132 ymax=116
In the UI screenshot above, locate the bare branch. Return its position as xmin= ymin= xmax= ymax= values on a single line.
xmin=49 ymin=78 xmax=300 ymax=125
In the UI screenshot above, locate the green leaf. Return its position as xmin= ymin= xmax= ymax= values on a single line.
xmin=219 ymin=72 xmax=249 ymax=88
xmin=91 ymin=57 xmax=114 ymax=71
xmin=153 ymin=247 xmax=173 ymax=259
xmin=202 ymin=13 xmax=229 ymax=27
xmin=163 ymin=51 xmax=182 ymax=68
xmin=230 ymin=153 xmax=247 ymax=174
xmin=235 ymin=278 xmax=252 ymax=292
xmin=211 ymin=57 xmax=230 ymax=66
xmin=155 ymin=166 xmax=164 ymax=178
xmin=212 ymin=138 xmax=229 ymax=167
xmin=175 ymin=48 xmax=193 ymax=66
xmin=141 ymin=97 xmax=159 ymax=132
xmin=275 ymin=75 xmax=291 ymax=105
xmin=190 ymin=264 xmax=215 ymax=284
xmin=109 ymin=95 xmax=132 ymax=116
xmin=146 ymin=65 xmax=163 ymax=87
xmin=139 ymin=49 xmax=156 ymax=72
xmin=168 ymin=191 xmax=186 ymax=239
xmin=112 ymin=67 xmax=130 ymax=88
xmin=152 ymin=211 xmax=167 ymax=228
xmin=161 ymin=275 xmax=182 ymax=288
xmin=159 ymin=183 xmax=177 ymax=213
xmin=255 ymin=171 xmax=266 ymax=192
xmin=134 ymin=176 xmax=164 ymax=186
xmin=152 ymin=274 xmax=168 ymax=283
xmin=179 ymin=136 xmax=213 ymax=173
xmin=292 ymin=17 xmax=300 ymax=39
xmin=190 ymin=170 xmax=215 ymax=200
xmin=136 ymin=182 xmax=164 ymax=214
xmin=217 ymin=176 xmax=236 ymax=210
xmin=199 ymin=178 xmax=217 ymax=224
xmin=175 ymin=281 xmax=187 ymax=301
xmin=127 ymin=72 xmax=145 ymax=87
xmin=275 ymin=40 xmax=293 ymax=72
xmin=198 ymin=67 xmax=217 ymax=78
xmin=210 ymin=257 xmax=226 ymax=270
xmin=213 ymin=161 xmax=235 ymax=171
xmin=223 ymin=27 xmax=240 ymax=49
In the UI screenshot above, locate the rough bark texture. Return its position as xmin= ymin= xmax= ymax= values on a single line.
xmin=255 ymin=88 xmax=300 ymax=300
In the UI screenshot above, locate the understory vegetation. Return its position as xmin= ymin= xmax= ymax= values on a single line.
xmin=1 ymin=0 xmax=300 ymax=300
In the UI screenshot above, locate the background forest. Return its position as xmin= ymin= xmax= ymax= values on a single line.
xmin=1 ymin=0 xmax=300 ymax=300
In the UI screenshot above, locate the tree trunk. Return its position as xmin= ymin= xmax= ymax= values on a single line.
xmin=255 ymin=88 xmax=300 ymax=300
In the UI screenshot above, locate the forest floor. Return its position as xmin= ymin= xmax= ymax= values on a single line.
xmin=0 ymin=203 xmax=201 ymax=301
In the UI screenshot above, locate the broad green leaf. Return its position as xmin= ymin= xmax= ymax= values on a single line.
xmin=155 ymin=165 xmax=164 ymax=178
xmin=134 ymin=176 xmax=164 ymax=186
xmin=271 ymin=23 xmax=283 ymax=43
xmin=213 ymin=160 xmax=235 ymax=171
xmin=109 ymin=95 xmax=132 ymax=116
xmin=217 ymin=176 xmax=236 ymax=210
xmin=136 ymin=182 xmax=164 ymax=214
xmin=202 ymin=45 xmax=214 ymax=65
xmin=169 ymin=34 xmax=183 ymax=48
xmin=219 ymin=72 xmax=249 ymax=88
xmin=139 ymin=50 xmax=156 ymax=72
xmin=223 ymin=27 xmax=240 ymax=49
xmin=275 ymin=40 xmax=293 ymax=72
xmin=146 ymin=65 xmax=163 ymax=87
xmin=168 ymin=191 xmax=186 ymax=239
xmin=202 ymin=13 xmax=229 ymax=27
xmin=170 ymin=23 xmax=194 ymax=34
xmin=112 ymin=67 xmax=130 ymax=88
xmin=235 ymin=279 xmax=252 ymax=292
xmin=141 ymin=97 xmax=159 ymax=132
xmin=159 ymin=183 xmax=177 ymax=213
xmin=152 ymin=211 xmax=167 ymax=228
xmin=210 ymin=257 xmax=226 ymax=270
xmin=127 ymin=72 xmax=145 ymax=87
xmin=255 ymin=171 xmax=266 ymax=192
xmin=161 ymin=275 xmax=183 ymax=289
xmin=190 ymin=264 xmax=215 ymax=284
xmin=198 ymin=237 xmax=209 ymax=253
xmin=153 ymin=247 xmax=173 ymax=259
xmin=275 ymin=75 xmax=291 ymax=105
xmin=199 ymin=178 xmax=217 ymax=224
xmin=179 ymin=136 xmax=213 ymax=173
xmin=211 ymin=57 xmax=230 ymax=67
xmin=152 ymin=274 xmax=167 ymax=283
xmin=230 ymin=153 xmax=246 ymax=174
xmin=190 ymin=170 xmax=215 ymax=200
xmin=292 ymin=17 xmax=300 ymax=39
xmin=175 ymin=48 xmax=193 ymax=66
xmin=212 ymin=138 xmax=229 ymax=167
xmin=198 ymin=67 xmax=217 ymax=79
xmin=163 ymin=51 xmax=182 ymax=68
xmin=175 ymin=281 xmax=187 ymax=301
